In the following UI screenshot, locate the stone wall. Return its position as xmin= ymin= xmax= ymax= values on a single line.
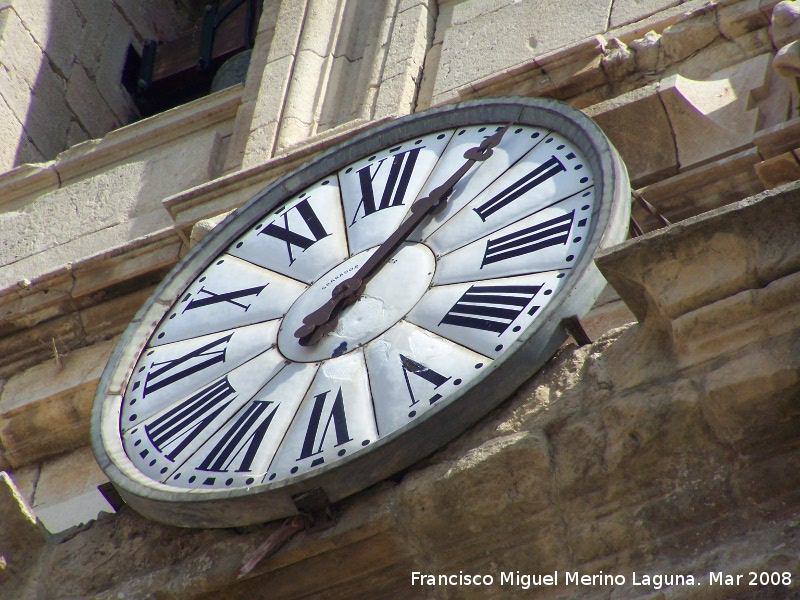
xmin=2 ymin=184 xmax=798 ymax=599
xmin=0 ymin=0 xmax=202 ymax=172
xmin=2 ymin=0 xmax=800 ymax=597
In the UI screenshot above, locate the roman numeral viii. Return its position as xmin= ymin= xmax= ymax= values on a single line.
xmin=440 ymin=285 xmax=541 ymax=335
xmin=351 ymin=148 xmax=422 ymax=225
xmin=482 ymin=211 xmax=575 ymax=267
xmin=260 ymin=199 xmax=331 ymax=265
xmin=474 ymin=156 xmax=566 ymax=221
xmin=145 ymin=377 xmax=237 ymax=461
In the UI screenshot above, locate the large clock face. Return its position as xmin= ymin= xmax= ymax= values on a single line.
xmin=92 ymin=98 xmax=630 ymax=527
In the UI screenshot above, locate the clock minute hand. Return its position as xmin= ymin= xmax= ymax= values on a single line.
xmin=294 ymin=122 xmax=515 ymax=347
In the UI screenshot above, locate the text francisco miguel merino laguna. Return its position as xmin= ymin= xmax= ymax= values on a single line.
xmin=413 ymin=571 xmax=722 ymax=590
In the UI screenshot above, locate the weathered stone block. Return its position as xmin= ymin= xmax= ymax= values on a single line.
xmin=431 ymin=0 xmax=609 ymax=102
xmin=658 ymin=53 xmax=770 ymax=170
xmin=65 ymin=63 xmax=118 ymax=139
xmin=0 ymin=339 xmax=114 ymax=468
xmin=610 ymin=0 xmax=683 ymax=29
xmin=586 ymin=83 xmax=678 ymax=186
xmin=12 ymin=0 xmax=83 ymax=77
xmin=754 ymin=150 xmax=800 ymax=188
xmin=0 ymin=472 xmax=47 ymax=582
xmin=32 ymin=445 xmax=114 ymax=533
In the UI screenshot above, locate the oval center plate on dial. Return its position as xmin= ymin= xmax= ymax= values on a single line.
xmin=278 ymin=243 xmax=436 ymax=362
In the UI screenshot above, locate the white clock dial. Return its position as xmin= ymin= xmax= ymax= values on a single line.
xmin=93 ymin=98 xmax=630 ymax=527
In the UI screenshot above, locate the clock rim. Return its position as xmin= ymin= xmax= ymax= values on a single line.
xmin=91 ymin=96 xmax=631 ymax=527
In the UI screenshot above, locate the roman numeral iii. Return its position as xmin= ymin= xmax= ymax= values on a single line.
xmin=482 ymin=211 xmax=575 ymax=267
xmin=440 ymin=284 xmax=542 ymax=335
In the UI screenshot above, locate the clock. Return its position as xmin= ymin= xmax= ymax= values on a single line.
xmin=91 ymin=97 xmax=630 ymax=527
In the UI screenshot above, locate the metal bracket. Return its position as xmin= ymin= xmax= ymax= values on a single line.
xmin=292 ymin=488 xmax=336 ymax=533
xmin=561 ymin=315 xmax=592 ymax=346
xmin=97 ymin=482 xmax=125 ymax=513
xmin=630 ymin=190 xmax=671 ymax=237
xmin=137 ymin=40 xmax=158 ymax=94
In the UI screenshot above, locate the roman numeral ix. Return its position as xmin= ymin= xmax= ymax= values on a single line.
xmin=144 ymin=333 xmax=233 ymax=396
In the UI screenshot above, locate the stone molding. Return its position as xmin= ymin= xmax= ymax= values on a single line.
xmin=3 ymin=181 xmax=797 ymax=598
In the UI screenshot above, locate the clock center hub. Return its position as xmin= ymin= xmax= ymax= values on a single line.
xmin=278 ymin=243 xmax=436 ymax=362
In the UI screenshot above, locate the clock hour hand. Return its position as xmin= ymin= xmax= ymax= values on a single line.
xmin=295 ymin=122 xmax=515 ymax=346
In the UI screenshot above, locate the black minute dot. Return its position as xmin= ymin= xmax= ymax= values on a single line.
xmin=226 ymin=479 xmax=233 ymax=486
xmin=557 ymin=272 xmax=566 ymax=278
xmin=495 ymin=345 xmax=504 ymax=352
xmin=545 ymin=289 xmax=553 ymax=295
xmin=338 ymin=449 xmax=347 ymax=456
xmin=299 ymin=192 xmax=306 ymax=198
xmin=478 ymin=127 xmax=486 ymax=132
xmin=246 ymin=478 xmax=254 ymax=485
xmin=322 ymin=180 xmax=330 ymax=185
xmin=147 ymin=351 xmax=154 ymax=356
xmin=189 ymin=476 xmax=196 ymax=483
xmin=368 ymin=156 xmax=376 ymax=161
xmin=415 ymin=139 xmax=423 ymax=145
xmin=199 ymin=277 xmax=206 ymax=282
xmin=573 ymin=237 xmax=582 ymax=243
xmin=566 ymin=255 xmax=575 ymax=262
xmin=582 ymin=204 xmax=590 ymax=210
xmin=390 ymin=146 xmax=402 ymax=152
xmin=129 ymin=414 xmax=137 ymax=421
xmin=437 ymin=134 xmax=446 ymax=139
xmin=458 ymin=129 xmax=466 ymax=135
xmin=475 ymin=363 xmax=484 ymax=369
xmin=160 ymin=467 xmax=168 ymax=474
xmin=515 ymin=128 xmax=523 ymax=134
xmin=134 ymin=439 xmax=141 ymax=446
xmin=169 ymin=313 xmax=176 ymax=319
xmin=531 ymin=132 xmax=540 ymax=138
xmin=454 ymin=379 xmax=462 ymax=385
xmin=149 ymin=460 xmax=156 ymax=467
xmin=574 ymin=164 xmax=583 ymax=170
xmin=291 ymin=466 xmax=298 ymax=474
xmin=268 ymin=474 xmax=276 ymax=481
xmin=513 ymin=326 xmax=522 ymax=332
xmin=345 ymin=167 xmax=353 ymax=174
xmin=580 ymin=177 xmax=588 ymax=184
xmin=174 ymin=473 xmax=181 ymax=480
xmin=157 ymin=333 xmax=165 ymax=339
xmin=216 ymin=260 xmax=224 ymax=265
xmin=545 ymin=138 xmax=553 ymax=143
xmin=362 ymin=440 xmax=370 ymax=447
xmin=557 ymin=144 xmax=565 ymax=150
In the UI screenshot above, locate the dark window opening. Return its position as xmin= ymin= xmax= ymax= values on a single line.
xmin=123 ymin=0 xmax=262 ymax=118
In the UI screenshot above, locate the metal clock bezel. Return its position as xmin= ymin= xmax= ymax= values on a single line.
xmin=91 ymin=96 xmax=630 ymax=527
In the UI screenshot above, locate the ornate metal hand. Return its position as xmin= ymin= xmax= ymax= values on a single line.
xmin=294 ymin=122 xmax=515 ymax=346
